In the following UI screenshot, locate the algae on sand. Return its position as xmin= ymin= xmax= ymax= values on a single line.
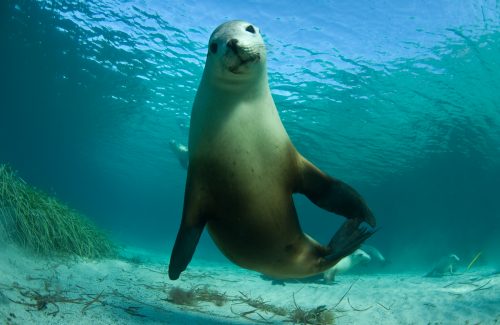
xmin=0 ymin=164 xmax=115 ymax=258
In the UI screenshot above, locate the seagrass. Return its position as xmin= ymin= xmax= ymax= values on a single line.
xmin=0 ymin=164 xmax=115 ymax=258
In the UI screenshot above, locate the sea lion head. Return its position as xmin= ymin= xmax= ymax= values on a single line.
xmin=448 ymin=254 xmax=460 ymax=263
xmin=205 ymin=20 xmax=266 ymax=79
xmin=352 ymin=249 xmax=372 ymax=265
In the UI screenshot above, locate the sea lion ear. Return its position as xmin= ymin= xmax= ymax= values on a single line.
xmin=295 ymin=156 xmax=376 ymax=228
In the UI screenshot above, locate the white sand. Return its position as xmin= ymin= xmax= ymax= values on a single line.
xmin=1 ymin=244 xmax=498 ymax=324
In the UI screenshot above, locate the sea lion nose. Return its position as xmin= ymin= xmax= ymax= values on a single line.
xmin=227 ymin=38 xmax=239 ymax=52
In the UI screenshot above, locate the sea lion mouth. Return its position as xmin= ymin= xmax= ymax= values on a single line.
xmin=226 ymin=42 xmax=261 ymax=74
xmin=229 ymin=53 xmax=260 ymax=74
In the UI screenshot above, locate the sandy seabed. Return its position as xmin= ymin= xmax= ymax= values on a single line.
xmin=0 ymin=244 xmax=499 ymax=325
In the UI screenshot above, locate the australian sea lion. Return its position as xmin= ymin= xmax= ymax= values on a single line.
xmin=323 ymin=249 xmax=372 ymax=283
xmin=169 ymin=140 xmax=189 ymax=169
xmin=168 ymin=20 xmax=376 ymax=280
xmin=425 ymin=254 xmax=460 ymax=277
xmin=361 ymin=244 xmax=386 ymax=264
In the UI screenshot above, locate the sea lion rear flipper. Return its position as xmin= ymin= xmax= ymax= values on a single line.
xmin=168 ymin=177 xmax=208 ymax=280
xmin=324 ymin=219 xmax=375 ymax=263
xmin=296 ymin=157 xmax=376 ymax=227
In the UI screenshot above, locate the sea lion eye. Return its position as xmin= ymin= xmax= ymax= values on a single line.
xmin=245 ymin=25 xmax=256 ymax=34
xmin=210 ymin=42 xmax=218 ymax=54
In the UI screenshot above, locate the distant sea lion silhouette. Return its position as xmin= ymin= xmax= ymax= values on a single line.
xmin=361 ymin=244 xmax=386 ymax=264
xmin=168 ymin=20 xmax=376 ymax=280
xmin=169 ymin=140 xmax=188 ymax=169
xmin=323 ymin=249 xmax=372 ymax=283
xmin=425 ymin=254 xmax=460 ymax=277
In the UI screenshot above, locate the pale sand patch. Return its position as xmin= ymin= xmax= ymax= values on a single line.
xmin=1 ymin=244 xmax=498 ymax=324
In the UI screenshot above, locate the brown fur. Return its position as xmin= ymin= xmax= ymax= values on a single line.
xmin=168 ymin=21 xmax=375 ymax=281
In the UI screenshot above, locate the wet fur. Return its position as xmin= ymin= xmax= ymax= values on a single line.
xmin=169 ymin=21 xmax=375 ymax=280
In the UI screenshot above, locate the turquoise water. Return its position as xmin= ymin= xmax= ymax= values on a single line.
xmin=1 ymin=0 xmax=499 ymax=271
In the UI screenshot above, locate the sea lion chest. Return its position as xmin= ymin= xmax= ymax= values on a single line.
xmin=188 ymin=93 xmax=301 ymax=264
xmin=189 ymin=93 xmax=295 ymax=199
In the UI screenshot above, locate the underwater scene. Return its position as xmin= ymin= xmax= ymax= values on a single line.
xmin=1 ymin=0 xmax=499 ymax=324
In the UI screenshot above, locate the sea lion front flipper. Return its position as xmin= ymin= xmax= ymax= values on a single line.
xmin=168 ymin=221 xmax=206 ymax=280
xmin=168 ymin=177 xmax=208 ymax=280
xmin=296 ymin=157 xmax=376 ymax=227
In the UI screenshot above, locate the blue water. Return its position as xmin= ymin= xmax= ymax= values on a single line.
xmin=1 ymin=0 xmax=499 ymax=271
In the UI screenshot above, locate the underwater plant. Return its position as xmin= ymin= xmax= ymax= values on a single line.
xmin=466 ymin=252 xmax=483 ymax=271
xmin=194 ymin=286 xmax=228 ymax=307
xmin=0 ymin=164 xmax=115 ymax=258
xmin=236 ymin=291 xmax=287 ymax=316
xmin=166 ymin=287 xmax=196 ymax=306
xmin=166 ymin=286 xmax=228 ymax=307
xmin=286 ymin=303 xmax=335 ymax=325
